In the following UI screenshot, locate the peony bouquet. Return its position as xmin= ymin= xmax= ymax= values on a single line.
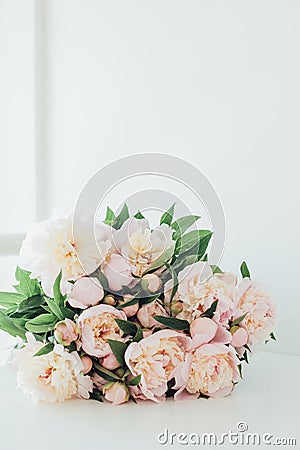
xmin=0 ymin=204 xmax=276 ymax=405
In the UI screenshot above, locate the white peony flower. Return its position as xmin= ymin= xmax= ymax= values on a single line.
xmin=20 ymin=212 xmax=112 ymax=297
xmin=13 ymin=335 xmax=93 ymax=403
xmin=112 ymin=218 xmax=175 ymax=277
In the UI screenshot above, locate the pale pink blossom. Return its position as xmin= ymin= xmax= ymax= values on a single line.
xmin=68 ymin=277 xmax=104 ymax=309
xmin=54 ymin=319 xmax=79 ymax=346
xmin=168 ymin=262 xmax=238 ymax=326
xmin=125 ymin=330 xmax=192 ymax=403
xmin=103 ymin=382 xmax=129 ymax=405
xmin=174 ymin=318 xmax=239 ymax=400
xmin=81 ymin=356 xmax=93 ymax=374
xmin=101 ymin=353 xmax=120 ymax=370
xmin=92 ymin=372 xmax=106 ymax=390
xmin=112 ymin=218 xmax=175 ymax=277
xmin=102 ymin=254 xmax=133 ymax=292
xmin=13 ymin=335 xmax=92 ymax=403
xmin=230 ymin=327 xmax=249 ymax=348
xmin=237 ymin=279 xmax=276 ymax=346
xmin=137 ymin=301 xmax=169 ymax=328
xmin=77 ymin=305 xmax=127 ymax=357
xmin=142 ymin=273 xmax=162 ymax=293
xmin=120 ymin=295 xmax=139 ymax=317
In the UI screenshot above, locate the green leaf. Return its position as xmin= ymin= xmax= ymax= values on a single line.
xmin=117 ymin=293 xmax=140 ymax=310
xmin=14 ymin=267 xmax=40 ymax=297
xmin=201 ymin=300 xmax=218 ymax=319
xmin=113 ymin=204 xmax=129 ymax=230
xmin=143 ymin=245 xmax=175 ymax=274
xmin=0 ymin=292 xmax=26 ymax=307
xmin=139 ymin=294 xmax=161 ymax=306
xmin=53 ymin=271 xmax=64 ymax=307
xmin=177 ymin=230 xmax=212 ymax=256
xmin=132 ymin=326 xmax=143 ymax=342
xmin=171 ymin=215 xmax=200 ymax=239
xmin=108 ymin=339 xmax=128 ymax=366
xmin=270 ymin=332 xmax=276 ymax=341
xmin=0 ymin=310 xmax=26 ymax=339
xmin=232 ymin=312 xmax=248 ymax=326
xmin=104 ymin=206 xmax=115 ymax=226
xmin=115 ymin=319 xmax=137 ymax=335
xmin=97 ymin=271 xmax=109 ymax=291
xmin=165 ymin=263 xmax=178 ymax=302
xmin=160 ymin=203 xmax=175 ymax=226
xmin=153 ymin=315 xmax=190 ymax=331
xmin=210 ymin=265 xmax=224 ymax=274
xmin=128 ymin=374 xmax=141 ymax=386
xmin=90 ymin=389 xmax=103 ymax=402
xmin=134 ymin=211 xmax=145 ymax=219
xmin=45 ymin=298 xmax=64 ymax=320
xmin=33 ymin=342 xmax=54 ymax=357
xmin=59 ymin=307 xmax=76 ymax=319
xmin=25 ymin=314 xmax=57 ymax=333
xmin=94 ymin=362 xmax=122 ymax=382
xmin=240 ymin=261 xmax=251 ymax=279
xmin=17 ymin=295 xmax=44 ymax=313
xmin=237 ymin=364 xmax=243 ymax=379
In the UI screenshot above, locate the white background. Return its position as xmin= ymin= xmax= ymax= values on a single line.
xmin=1 ymin=2 xmax=300 ymax=449
xmin=1 ymin=0 xmax=299 ymax=356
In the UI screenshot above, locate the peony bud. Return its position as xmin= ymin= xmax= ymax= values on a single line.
xmin=54 ymin=319 xmax=79 ymax=346
xmin=81 ymin=355 xmax=93 ymax=374
xmin=103 ymin=382 xmax=130 ymax=405
xmin=141 ymin=274 xmax=162 ymax=293
xmin=119 ymin=295 xmax=139 ymax=317
xmin=230 ymin=327 xmax=249 ymax=348
xmin=101 ymin=352 xmax=120 ymax=370
xmin=170 ymin=301 xmax=183 ymax=315
xmin=103 ymin=295 xmax=116 ymax=306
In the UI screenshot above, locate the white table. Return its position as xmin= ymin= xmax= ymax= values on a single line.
xmin=0 ymin=351 xmax=299 ymax=450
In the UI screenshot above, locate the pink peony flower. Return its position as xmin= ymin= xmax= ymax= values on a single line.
xmin=237 ymin=279 xmax=276 ymax=346
xmin=168 ymin=262 xmax=238 ymax=326
xmin=137 ymin=301 xmax=169 ymax=328
xmin=174 ymin=318 xmax=239 ymax=400
xmin=103 ymin=382 xmax=130 ymax=405
xmin=102 ymin=254 xmax=133 ymax=292
xmin=77 ymin=305 xmax=127 ymax=357
xmin=54 ymin=319 xmax=80 ymax=346
xmin=125 ymin=330 xmax=192 ymax=403
xmin=68 ymin=277 xmax=104 ymax=309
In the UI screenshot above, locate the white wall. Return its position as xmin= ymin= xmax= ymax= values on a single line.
xmin=2 ymin=1 xmax=300 ymax=355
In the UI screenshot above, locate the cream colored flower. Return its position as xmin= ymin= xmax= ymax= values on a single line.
xmin=186 ymin=344 xmax=239 ymax=397
xmin=113 ymin=218 xmax=175 ymax=277
xmin=125 ymin=330 xmax=191 ymax=402
xmin=13 ymin=336 xmax=92 ymax=403
xmin=77 ymin=305 xmax=127 ymax=357
xmin=20 ymin=212 xmax=112 ymax=297
xmin=237 ymin=279 xmax=276 ymax=345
